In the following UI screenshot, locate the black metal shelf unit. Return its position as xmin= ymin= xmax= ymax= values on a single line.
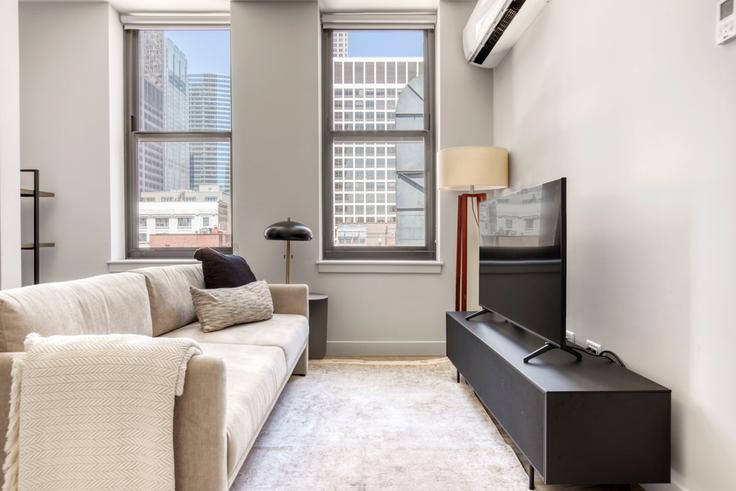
xmin=21 ymin=169 xmax=55 ymax=285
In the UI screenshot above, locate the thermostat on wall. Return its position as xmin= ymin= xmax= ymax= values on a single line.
xmin=717 ymin=0 xmax=736 ymax=44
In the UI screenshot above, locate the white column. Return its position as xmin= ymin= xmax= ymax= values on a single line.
xmin=0 ymin=0 xmax=22 ymax=289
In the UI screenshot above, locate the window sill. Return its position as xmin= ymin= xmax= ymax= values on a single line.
xmin=107 ymin=258 xmax=198 ymax=273
xmin=316 ymin=260 xmax=443 ymax=274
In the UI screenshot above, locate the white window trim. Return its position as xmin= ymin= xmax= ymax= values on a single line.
xmin=321 ymin=12 xmax=436 ymax=30
xmin=107 ymin=259 xmax=198 ymax=273
xmin=121 ymin=13 xmax=230 ymax=30
xmin=316 ymin=260 xmax=442 ymax=274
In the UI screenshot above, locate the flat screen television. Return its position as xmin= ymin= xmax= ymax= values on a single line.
xmin=474 ymin=177 xmax=581 ymax=363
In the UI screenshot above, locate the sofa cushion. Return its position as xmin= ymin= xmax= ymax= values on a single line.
xmin=133 ymin=264 xmax=204 ymax=336
xmin=197 ymin=343 xmax=287 ymax=478
xmin=0 ymin=273 xmax=152 ymax=352
xmin=162 ymin=314 xmax=308 ymax=368
xmin=190 ymin=281 xmax=274 ymax=332
xmin=194 ymin=248 xmax=256 ymax=289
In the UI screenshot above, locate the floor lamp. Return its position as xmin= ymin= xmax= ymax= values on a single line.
xmin=437 ymin=146 xmax=509 ymax=311
xmin=264 ymin=218 xmax=313 ymax=283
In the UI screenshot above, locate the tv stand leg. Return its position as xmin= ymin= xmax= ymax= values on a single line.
xmin=456 ymin=370 xmax=460 ymax=383
xmin=465 ymin=308 xmax=491 ymax=321
xmin=523 ymin=343 xmax=555 ymax=363
xmin=523 ymin=343 xmax=583 ymax=363
xmin=528 ymin=465 xmax=535 ymax=490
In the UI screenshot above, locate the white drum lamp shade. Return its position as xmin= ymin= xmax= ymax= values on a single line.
xmin=437 ymin=146 xmax=509 ymax=191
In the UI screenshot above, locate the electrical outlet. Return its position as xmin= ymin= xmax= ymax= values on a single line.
xmin=565 ymin=330 xmax=576 ymax=344
xmin=586 ymin=339 xmax=602 ymax=355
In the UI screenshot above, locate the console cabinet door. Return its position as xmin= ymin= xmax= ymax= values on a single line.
xmin=447 ymin=321 xmax=546 ymax=473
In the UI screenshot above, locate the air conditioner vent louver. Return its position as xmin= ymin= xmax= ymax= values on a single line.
xmin=463 ymin=0 xmax=547 ymax=68
xmin=472 ymin=0 xmax=526 ymax=65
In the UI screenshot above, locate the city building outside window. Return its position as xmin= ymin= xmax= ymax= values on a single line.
xmin=125 ymin=28 xmax=232 ymax=258
xmin=323 ymin=28 xmax=436 ymax=260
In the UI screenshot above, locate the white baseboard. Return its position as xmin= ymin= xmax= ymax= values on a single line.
xmin=326 ymin=340 xmax=446 ymax=357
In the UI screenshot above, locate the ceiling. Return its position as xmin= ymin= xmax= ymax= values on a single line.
xmin=19 ymin=0 xmax=444 ymax=14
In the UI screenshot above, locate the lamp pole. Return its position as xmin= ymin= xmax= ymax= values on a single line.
xmin=285 ymin=240 xmax=291 ymax=284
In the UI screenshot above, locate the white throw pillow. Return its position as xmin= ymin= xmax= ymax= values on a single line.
xmin=190 ymin=280 xmax=274 ymax=332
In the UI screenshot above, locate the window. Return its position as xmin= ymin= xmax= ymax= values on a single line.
xmin=323 ymin=28 xmax=435 ymax=260
xmin=202 ymin=216 xmax=210 ymax=227
xmin=125 ymin=28 xmax=232 ymax=257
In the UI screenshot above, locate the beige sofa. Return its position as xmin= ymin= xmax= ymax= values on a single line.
xmin=0 ymin=264 xmax=309 ymax=490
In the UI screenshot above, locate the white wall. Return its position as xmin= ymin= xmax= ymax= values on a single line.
xmin=492 ymin=1 xmax=736 ymax=490
xmin=232 ymin=0 xmax=492 ymax=355
xmin=0 ymin=0 xmax=22 ymax=289
xmin=108 ymin=5 xmax=125 ymax=262
xmin=19 ymin=2 xmax=124 ymax=285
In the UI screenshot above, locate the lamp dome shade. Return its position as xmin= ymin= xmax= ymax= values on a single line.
xmin=437 ymin=146 xmax=509 ymax=191
xmin=264 ymin=219 xmax=313 ymax=241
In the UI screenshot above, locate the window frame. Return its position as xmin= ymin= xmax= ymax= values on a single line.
xmin=321 ymin=28 xmax=436 ymax=261
xmin=124 ymin=28 xmax=233 ymax=259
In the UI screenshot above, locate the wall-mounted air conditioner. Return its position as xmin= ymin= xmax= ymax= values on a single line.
xmin=463 ymin=0 xmax=549 ymax=68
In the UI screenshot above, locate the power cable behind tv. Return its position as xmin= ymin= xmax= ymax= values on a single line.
xmin=570 ymin=346 xmax=626 ymax=368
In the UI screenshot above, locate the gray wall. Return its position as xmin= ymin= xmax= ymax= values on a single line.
xmin=19 ymin=2 xmax=124 ymax=285
xmin=492 ymin=1 xmax=736 ymax=490
xmin=12 ymin=2 xmax=493 ymax=354
xmin=232 ymin=0 xmax=493 ymax=355
xmin=0 ymin=0 xmax=22 ymax=289
xmin=13 ymin=0 xmax=493 ymax=355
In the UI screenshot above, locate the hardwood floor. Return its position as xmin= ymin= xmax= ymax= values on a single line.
xmin=326 ymin=357 xmax=644 ymax=490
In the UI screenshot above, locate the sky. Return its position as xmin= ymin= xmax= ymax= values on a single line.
xmin=161 ymin=29 xmax=422 ymax=76
xmin=165 ymin=30 xmax=231 ymax=75
xmin=348 ymin=31 xmax=424 ymax=57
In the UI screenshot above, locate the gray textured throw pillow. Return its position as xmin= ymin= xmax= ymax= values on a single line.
xmin=190 ymin=280 xmax=274 ymax=332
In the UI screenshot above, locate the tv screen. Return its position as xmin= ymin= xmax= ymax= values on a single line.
xmin=478 ymin=178 xmax=566 ymax=347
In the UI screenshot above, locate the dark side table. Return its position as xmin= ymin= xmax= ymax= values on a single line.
xmin=308 ymin=293 xmax=328 ymax=359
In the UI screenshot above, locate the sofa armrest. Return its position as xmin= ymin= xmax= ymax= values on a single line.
xmin=0 ymin=353 xmax=18 ymax=490
xmin=269 ymin=284 xmax=309 ymax=317
xmin=0 ymin=352 xmax=229 ymax=491
xmin=174 ymin=354 xmax=228 ymax=491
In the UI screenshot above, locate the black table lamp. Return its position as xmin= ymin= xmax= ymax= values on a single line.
xmin=264 ymin=218 xmax=313 ymax=283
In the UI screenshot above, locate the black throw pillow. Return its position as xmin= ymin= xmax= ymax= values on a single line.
xmin=193 ymin=248 xmax=257 ymax=289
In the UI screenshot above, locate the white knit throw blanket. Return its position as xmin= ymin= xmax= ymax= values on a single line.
xmin=2 ymin=333 xmax=202 ymax=491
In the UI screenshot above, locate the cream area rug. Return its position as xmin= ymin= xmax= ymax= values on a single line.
xmin=233 ymin=358 xmax=529 ymax=490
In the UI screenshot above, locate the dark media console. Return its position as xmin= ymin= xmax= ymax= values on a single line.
xmin=446 ymin=312 xmax=671 ymax=489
